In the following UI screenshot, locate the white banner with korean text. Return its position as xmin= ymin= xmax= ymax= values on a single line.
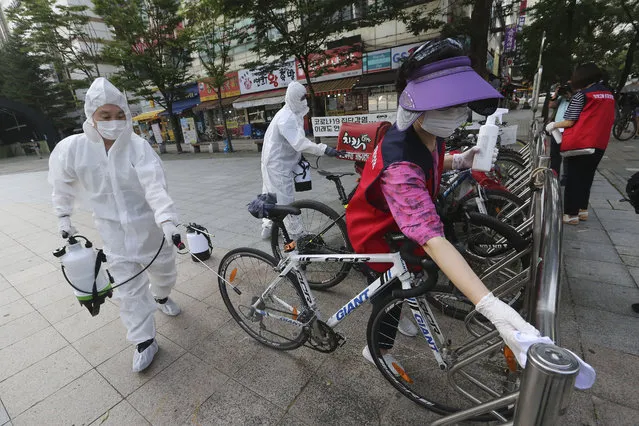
xmin=311 ymin=112 xmax=397 ymax=137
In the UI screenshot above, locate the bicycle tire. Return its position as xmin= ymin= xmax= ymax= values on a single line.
xmin=271 ymin=199 xmax=352 ymax=290
xmin=613 ymin=116 xmax=636 ymax=141
xmin=494 ymin=152 xmax=527 ymax=184
xmin=432 ymin=212 xmax=530 ymax=319
xmin=457 ymin=189 xmax=527 ymax=228
xmin=366 ymin=293 xmax=515 ymax=419
xmin=218 ymin=247 xmax=309 ymax=350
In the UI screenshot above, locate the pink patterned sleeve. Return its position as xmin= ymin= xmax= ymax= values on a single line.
xmin=380 ymin=162 xmax=445 ymax=246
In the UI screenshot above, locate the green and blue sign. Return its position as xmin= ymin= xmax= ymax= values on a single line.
xmin=363 ymin=49 xmax=391 ymax=73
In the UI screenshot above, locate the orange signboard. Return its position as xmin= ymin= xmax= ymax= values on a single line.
xmin=198 ymin=72 xmax=240 ymax=102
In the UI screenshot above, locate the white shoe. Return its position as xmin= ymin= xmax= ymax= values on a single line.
xmin=362 ymin=346 xmax=409 ymax=380
xmin=132 ymin=339 xmax=158 ymax=372
xmin=157 ymin=297 xmax=181 ymax=316
xmin=261 ymin=226 xmax=272 ymax=240
xmin=397 ymin=314 xmax=419 ymax=337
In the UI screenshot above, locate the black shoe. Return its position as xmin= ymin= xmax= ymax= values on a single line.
xmin=632 ymin=303 xmax=639 ymax=313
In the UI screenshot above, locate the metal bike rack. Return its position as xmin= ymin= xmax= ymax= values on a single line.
xmin=430 ymin=119 xmax=580 ymax=425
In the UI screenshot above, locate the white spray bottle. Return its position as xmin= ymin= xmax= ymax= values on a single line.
xmin=472 ymin=108 xmax=507 ymax=172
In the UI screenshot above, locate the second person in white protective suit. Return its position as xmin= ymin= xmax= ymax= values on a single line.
xmin=48 ymin=77 xmax=181 ymax=373
xmin=260 ymin=81 xmax=340 ymax=239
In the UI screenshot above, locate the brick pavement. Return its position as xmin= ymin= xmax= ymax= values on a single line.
xmin=0 ymin=133 xmax=637 ymax=424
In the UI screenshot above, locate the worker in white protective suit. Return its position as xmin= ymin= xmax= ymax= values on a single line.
xmin=260 ymin=81 xmax=340 ymax=239
xmin=48 ymin=78 xmax=181 ymax=373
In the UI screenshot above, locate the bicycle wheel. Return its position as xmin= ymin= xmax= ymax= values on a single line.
xmin=367 ymin=294 xmax=516 ymax=418
xmin=457 ymin=189 xmax=527 ymax=228
xmin=434 ymin=213 xmax=530 ymax=319
xmin=271 ymin=199 xmax=352 ymax=290
xmin=613 ymin=115 xmax=636 ymax=141
xmin=494 ymin=151 xmax=527 ymax=185
xmin=218 ymin=248 xmax=309 ymax=350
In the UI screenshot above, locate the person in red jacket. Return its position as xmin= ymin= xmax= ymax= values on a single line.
xmin=345 ymin=38 xmax=540 ymax=370
xmin=545 ymin=63 xmax=615 ymax=224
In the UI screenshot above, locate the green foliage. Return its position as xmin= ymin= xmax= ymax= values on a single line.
xmin=519 ymin=0 xmax=639 ymax=90
xmin=0 ymin=33 xmax=76 ymax=130
xmin=6 ymin=0 xmax=102 ymax=86
xmin=93 ymin=0 xmax=195 ymax=149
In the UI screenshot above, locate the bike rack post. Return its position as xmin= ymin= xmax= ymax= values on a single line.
xmin=512 ymin=343 xmax=579 ymax=425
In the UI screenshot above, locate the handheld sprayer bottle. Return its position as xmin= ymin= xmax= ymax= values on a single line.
xmin=472 ymin=108 xmax=508 ymax=172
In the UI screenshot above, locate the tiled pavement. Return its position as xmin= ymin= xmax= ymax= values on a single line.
xmin=0 ymin=138 xmax=637 ymax=425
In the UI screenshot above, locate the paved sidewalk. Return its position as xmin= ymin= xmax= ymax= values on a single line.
xmin=0 ymin=148 xmax=637 ymax=425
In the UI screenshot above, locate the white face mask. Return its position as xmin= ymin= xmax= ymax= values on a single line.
xmin=95 ymin=120 xmax=127 ymax=140
xmin=421 ymin=107 xmax=468 ymax=138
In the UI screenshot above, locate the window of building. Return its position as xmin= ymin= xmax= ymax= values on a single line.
xmin=368 ymin=85 xmax=396 ymax=112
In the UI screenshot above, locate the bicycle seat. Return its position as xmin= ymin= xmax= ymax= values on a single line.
xmin=267 ymin=205 xmax=302 ymax=219
xmin=318 ymin=169 xmax=355 ymax=180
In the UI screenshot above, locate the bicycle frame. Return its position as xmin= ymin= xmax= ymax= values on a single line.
xmin=250 ymin=251 xmax=449 ymax=369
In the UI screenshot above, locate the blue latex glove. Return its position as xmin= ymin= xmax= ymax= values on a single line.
xmin=325 ymin=146 xmax=339 ymax=157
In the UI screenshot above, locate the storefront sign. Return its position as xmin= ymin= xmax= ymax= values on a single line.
xmin=517 ymin=15 xmax=526 ymax=32
xmin=311 ymin=112 xmax=397 ymax=137
xmin=238 ymin=60 xmax=296 ymax=95
xmin=391 ymin=43 xmax=422 ymax=69
xmin=198 ymin=72 xmax=240 ymax=101
xmin=363 ymin=49 xmax=391 ymax=73
xmin=504 ymin=26 xmax=517 ymax=53
xmin=180 ymin=117 xmax=198 ymax=145
xmin=297 ymin=46 xmax=362 ymax=83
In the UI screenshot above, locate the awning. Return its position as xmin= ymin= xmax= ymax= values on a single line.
xmin=353 ymin=71 xmax=396 ymax=89
xmin=159 ymin=96 xmax=200 ymax=116
xmin=233 ymin=89 xmax=287 ymax=109
xmin=307 ymin=77 xmax=359 ymax=96
xmin=132 ymin=109 xmax=164 ymax=122
xmin=192 ymin=96 xmax=239 ymax=113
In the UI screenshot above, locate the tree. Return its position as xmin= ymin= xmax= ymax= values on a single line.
xmin=0 ymin=33 xmax=76 ymax=132
xmin=94 ymin=0 xmax=194 ymax=153
xmin=518 ymin=0 xmax=639 ymax=92
xmin=181 ymin=0 xmax=246 ymax=152
xmin=403 ymin=0 xmax=517 ymax=78
xmin=6 ymin=0 xmax=103 ymax=90
xmin=222 ymin=0 xmax=403 ymax=123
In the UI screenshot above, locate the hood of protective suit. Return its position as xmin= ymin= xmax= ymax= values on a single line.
xmin=82 ymin=77 xmax=133 ymax=144
xmin=285 ymin=81 xmax=309 ymax=117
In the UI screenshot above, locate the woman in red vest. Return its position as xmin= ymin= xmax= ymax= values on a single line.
xmin=545 ymin=63 xmax=615 ymax=224
xmin=345 ymin=38 xmax=540 ymax=370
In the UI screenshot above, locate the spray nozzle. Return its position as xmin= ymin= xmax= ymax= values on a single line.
xmin=487 ymin=108 xmax=509 ymax=125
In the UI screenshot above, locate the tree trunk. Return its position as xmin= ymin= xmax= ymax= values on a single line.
xmin=217 ymin=88 xmax=234 ymax=152
xmin=469 ymin=0 xmax=492 ymax=79
xmin=167 ymin=104 xmax=183 ymax=153
xmin=617 ymin=32 xmax=639 ymax=94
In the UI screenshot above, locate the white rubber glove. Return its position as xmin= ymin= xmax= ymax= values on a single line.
xmin=161 ymin=222 xmax=180 ymax=245
xmin=545 ymin=122 xmax=556 ymax=133
xmin=452 ymin=146 xmax=499 ymax=170
xmin=58 ymin=216 xmax=77 ymax=238
xmin=475 ymin=293 xmax=541 ymax=354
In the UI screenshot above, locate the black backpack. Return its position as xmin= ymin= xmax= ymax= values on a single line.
xmin=626 ymin=172 xmax=639 ymax=213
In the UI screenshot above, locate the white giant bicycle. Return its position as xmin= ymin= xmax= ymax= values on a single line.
xmin=217 ymin=204 xmax=528 ymax=420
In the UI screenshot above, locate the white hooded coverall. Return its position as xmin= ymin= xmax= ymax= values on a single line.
xmin=260 ymin=81 xmax=327 ymax=234
xmin=48 ymin=78 xmax=178 ymax=344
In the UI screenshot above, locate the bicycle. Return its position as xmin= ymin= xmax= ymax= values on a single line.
xmin=217 ymin=204 xmax=527 ymax=419
xmin=612 ymin=102 xmax=637 ymax=141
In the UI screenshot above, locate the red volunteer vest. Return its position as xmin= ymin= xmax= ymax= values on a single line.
xmin=562 ymin=83 xmax=615 ymax=152
xmin=345 ymin=125 xmax=445 ymax=272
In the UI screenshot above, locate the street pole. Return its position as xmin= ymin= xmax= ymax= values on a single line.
xmin=531 ymin=31 xmax=546 ymax=119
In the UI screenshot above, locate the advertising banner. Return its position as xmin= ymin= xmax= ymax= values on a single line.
xmin=238 ymin=60 xmax=296 ymax=95
xmin=198 ymin=72 xmax=240 ymax=102
xmin=363 ymin=49 xmax=391 ymax=73
xmin=311 ymin=112 xmax=397 ymax=137
xmin=296 ymin=46 xmax=362 ymax=83
xmin=391 ymin=42 xmax=422 ymax=69
xmin=151 ymin=123 xmax=163 ymax=144
xmin=180 ymin=117 xmax=198 ymax=145
xmin=504 ymin=26 xmax=517 ymax=52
